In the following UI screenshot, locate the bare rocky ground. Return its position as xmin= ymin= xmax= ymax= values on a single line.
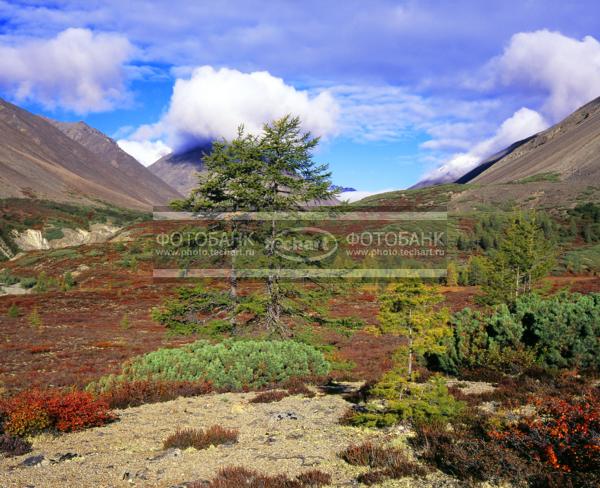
xmin=0 ymin=388 xmax=461 ymax=488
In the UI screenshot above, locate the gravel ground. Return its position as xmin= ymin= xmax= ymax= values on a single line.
xmin=1 ymin=390 xmax=365 ymax=487
xmin=0 ymin=388 xmax=462 ymax=488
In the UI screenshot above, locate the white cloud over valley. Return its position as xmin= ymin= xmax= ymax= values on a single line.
xmin=419 ymin=107 xmax=548 ymax=185
xmin=0 ymin=28 xmax=133 ymax=113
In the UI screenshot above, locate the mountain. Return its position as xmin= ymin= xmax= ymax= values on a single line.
xmin=458 ymin=96 xmax=600 ymax=186
xmin=358 ymin=97 xmax=600 ymax=211
xmin=0 ymin=98 xmax=180 ymax=210
xmin=46 ymin=119 xmax=182 ymax=204
xmin=148 ymin=145 xmax=211 ymax=197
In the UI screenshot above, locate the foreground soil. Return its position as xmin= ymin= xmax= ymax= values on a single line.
xmin=0 ymin=388 xmax=455 ymax=488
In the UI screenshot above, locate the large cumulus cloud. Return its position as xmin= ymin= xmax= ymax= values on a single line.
xmin=492 ymin=30 xmax=600 ymax=121
xmin=0 ymin=28 xmax=133 ymax=113
xmin=120 ymin=66 xmax=339 ymax=162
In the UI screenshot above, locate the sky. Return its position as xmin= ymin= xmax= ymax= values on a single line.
xmin=1 ymin=0 xmax=600 ymax=200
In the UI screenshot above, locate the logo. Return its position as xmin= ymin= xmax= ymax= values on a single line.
xmin=273 ymin=227 xmax=338 ymax=263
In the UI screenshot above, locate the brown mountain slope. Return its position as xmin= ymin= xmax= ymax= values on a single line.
xmin=0 ymin=98 xmax=178 ymax=210
xmin=46 ymin=119 xmax=182 ymax=203
xmin=148 ymin=145 xmax=211 ymax=197
xmin=463 ymin=96 xmax=600 ymax=185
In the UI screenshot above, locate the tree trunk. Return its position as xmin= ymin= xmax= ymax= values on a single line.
xmin=265 ymin=216 xmax=286 ymax=335
xmin=407 ymin=311 xmax=413 ymax=381
xmin=229 ymin=220 xmax=239 ymax=331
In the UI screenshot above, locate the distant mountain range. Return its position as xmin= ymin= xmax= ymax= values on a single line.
xmin=0 ymin=97 xmax=181 ymax=210
xmin=1 ymin=94 xmax=599 ymax=213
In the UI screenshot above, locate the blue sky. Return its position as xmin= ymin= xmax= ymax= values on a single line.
xmin=1 ymin=1 xmax=600 ymax=198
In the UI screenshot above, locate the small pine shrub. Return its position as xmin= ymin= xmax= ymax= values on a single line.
xmin=249 ymin=390 xmax=289 ymax=403
xmin=62 ymin=271 xmax=75 ymax=291
xmin=163 ymin=425 xmax=238 ymax=450
xmin=19 ymin=276 xmax=37 ymax=289
xmin=0 ymin=433 xmax=32 ymax=457
xmin=90 ymin=339 xmax=329 ymax=392
xmin=7 ymin=303 xmax=19 ymax=318
xmin=344 ymin=376 xmax=465 ymax=428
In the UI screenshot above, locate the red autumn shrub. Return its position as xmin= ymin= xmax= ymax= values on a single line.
xmin=101 ymin=380 xmax=213 ymax=409
xmin=44 ymin=390 xmax=113 ymax=432
xmin=249 ymin=390 xmax=289 ymax=403
xmin=490 ymin=390 xmax=600 ymax=473
xmin=163 ymin=425 xmax=239 ymax=450
xmin=188 ymin=466 xmax=331 ymax=488
xmin=0 ymin=390 xmax=52 ymax=436
xmin=0 ymin=389 xmax=114 ymax=436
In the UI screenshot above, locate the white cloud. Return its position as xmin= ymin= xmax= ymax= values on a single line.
xmin=492 ymin=30 xmax=600 ymax=121
xmin=117 ymin=139 xmax=172 ymax=166
xmin=155 ymin=66 xmax=339 ymax=150
xmin=0 ymin=28 xmax=133 ymax=113
xmin=340 ymin=189 xmax=397 ymax=203
xmin=418 ymin=107 xmax=548 ymax=184
xmin=416 ymin=30 xmax=600 ymax=186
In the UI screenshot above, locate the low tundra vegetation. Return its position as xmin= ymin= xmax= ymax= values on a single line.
xmin=189 ymin=466 xmax=331 ymax=488
xmin=163 ymin=425 xmax=239 ymax=450
xmin=0 ymin=433 xmax=32 ymax=457
xmin=339 ymin=441 xmax=428 ymax=485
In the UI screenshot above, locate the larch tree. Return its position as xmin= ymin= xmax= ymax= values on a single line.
xmin=172 ymin=115 xmax=338 ymax=335
xmin=377 ymin=280 xmax=450 ymax=382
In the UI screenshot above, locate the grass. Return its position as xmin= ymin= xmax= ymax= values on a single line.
xmin=512 ymin=172 xmax=561 ymax=184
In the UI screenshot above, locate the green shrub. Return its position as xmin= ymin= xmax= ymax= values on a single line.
xmin=0 ymin=270 xmax=19 ymax=286
xmin=28 ymin=307 xmax=42 ymax=328
xmin=44 ymin=227 xmax=65 ymax=241
xmin=119 ymin=313 xmax=131 ymax=330
xmin=19 ymin=276 xmax=37 ymax=289
xmin=62 ymin=271 xmax=75 ymax=291
xmin=7 ymin=304 xmax=19 ymax=318
xmin=49 ymin=248 xmax=79 ymax=259
xmin=89 ymin=339 xmax=329 ymax=392
xmin=435 ymin=292 xmax=600 ymax=373
xmin=345 ymin=376 xmax=465 ymax=428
